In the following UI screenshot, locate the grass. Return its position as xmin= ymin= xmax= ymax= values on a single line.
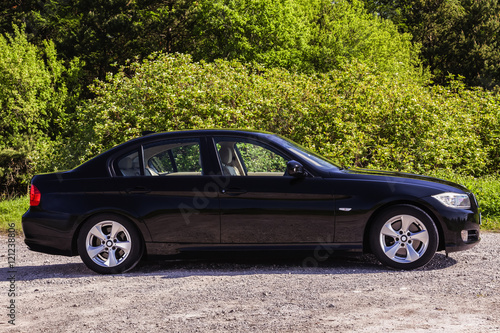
xmin=0 ymin=195 xmax=28 ymax=233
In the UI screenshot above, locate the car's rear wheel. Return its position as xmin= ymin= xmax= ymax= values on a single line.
xmin=77 ymin=214 xmax=144 ymax=274
xmin=370 ymin=205 xmax=438 ymax=270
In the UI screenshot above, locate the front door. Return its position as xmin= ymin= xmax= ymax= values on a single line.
xmin=214 ymin=137 xmax=335 ymax=244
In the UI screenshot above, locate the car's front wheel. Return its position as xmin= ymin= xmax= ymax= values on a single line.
xmin=370 ymin=205 xmax=438 ymax=270
xmin=77 ymin=214 xmax=144 ymax=274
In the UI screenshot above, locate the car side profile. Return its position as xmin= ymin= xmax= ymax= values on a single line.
xmin=22 ymin=129 xmax=481 ymax=274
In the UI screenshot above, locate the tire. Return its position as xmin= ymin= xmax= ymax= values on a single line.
xmin=369 ymin=205 xmax=438 ymax=270
xmin=77 ymin=214 xmax=144 ymax=274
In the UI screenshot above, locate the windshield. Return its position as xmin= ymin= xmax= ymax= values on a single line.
xmin=270 ymin=135 xmax=340 ymax=171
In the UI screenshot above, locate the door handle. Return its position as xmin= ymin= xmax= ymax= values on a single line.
xmin=221 ymin=188 xmax=247 ymax=196
xmin=126 ymin=186 xmax=151 ymax=194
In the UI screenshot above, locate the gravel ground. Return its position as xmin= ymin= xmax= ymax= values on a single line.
xmin=1 ymin=233 xmax=500 ymax=332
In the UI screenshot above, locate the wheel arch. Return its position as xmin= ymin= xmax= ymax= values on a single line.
xmin=362 ymin=200 xmax=446 ymax=254
xmin=71 ymin=210 xmax=150 ymax=256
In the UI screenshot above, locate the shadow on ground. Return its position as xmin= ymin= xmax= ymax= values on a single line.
xmin=4 ymin=250 xmax=457 ymax=281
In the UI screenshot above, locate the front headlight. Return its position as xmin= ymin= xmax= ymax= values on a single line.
xmin=432 ymin=192 xmax=471 ymax=209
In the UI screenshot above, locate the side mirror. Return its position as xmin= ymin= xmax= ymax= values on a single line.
xmin=287 ymin=160 xmax=306 ymax=177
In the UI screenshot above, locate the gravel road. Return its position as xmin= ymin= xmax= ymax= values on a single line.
xmin=2 ymin=233 xmax=499 ymax=332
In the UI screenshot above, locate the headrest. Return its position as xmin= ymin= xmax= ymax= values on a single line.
xmin=118 ymin=157 xmax=133 ymax=169
xmin=219 ymin=147 xmax=233 ymax=164
xmin=132 ymin=157 xmax=140 ymax=169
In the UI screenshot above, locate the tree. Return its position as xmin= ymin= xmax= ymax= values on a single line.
xmin=3 ymin=0 xmax=421 ymax=83
xmin=186 ymin=0 xmax=421 ymax=76
xmin=0 ymin=25 xmax=81 ymax=144
xmin=25 ymin=0 xmax=194 ymax=81
xmin=362 ymin=0 xmax=500 ymax=88
xmin=306 ymin=0 xmax=420 ymax=75
xmin=0 ymin=25 xmax=82 ymax=197
xmin=0 ymin=0 xmax=30 ymax=34
xmin=187 ymin=0 xmax=313 ymax=71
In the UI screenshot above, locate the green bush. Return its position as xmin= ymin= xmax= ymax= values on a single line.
xmin=0 ymin=147 xmax=31 ymax=199
xmin=74 ymin=53 xmax=500 ymax=178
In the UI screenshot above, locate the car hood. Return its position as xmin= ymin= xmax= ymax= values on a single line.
xmin=332 ymin=168 xmax=470 ymax=193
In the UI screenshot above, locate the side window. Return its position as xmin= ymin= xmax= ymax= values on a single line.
xmin=117 ymin=150 xmax=141 ymax=177
xmin=143 ymin=140 xmax=202 ymax=176
xmin=116 ymin=139 xmax=203 ymax=177
xmin=215 ymin=138 xmax=288 ymax=176
xmin=148 ymin=150 xmax=173 ymax=174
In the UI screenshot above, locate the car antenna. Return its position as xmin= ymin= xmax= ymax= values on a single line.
xmin=141 ymin=131 xmax=156 ymax=136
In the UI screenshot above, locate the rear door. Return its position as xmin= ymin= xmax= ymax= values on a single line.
xmin=113 ymin=137 xmax=220 ymax=243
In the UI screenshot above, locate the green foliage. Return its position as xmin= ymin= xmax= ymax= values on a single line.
xmin=166 ymin=144 xmax=202 ymax=173
xmin=73 ymin=54 xmax=499 ymax=178
xmin=0 ymin=146 xmax=31 ymax=199
xmin=1 ymin=25 xmax=61 ymax=143
xmin=69 ymin=53 xmax=500 ymax=227
xmin=235 ymin=143 xmax=287 ymax=174
xmin=305 ymin=0 xmax=421 ymax=76
xmin=6 ymin=0 xmax=421 ymax=86
xmin=362 ymin=0 xmax=500 ymax=89
xmin=0 ymin=0 xmax=498 ymax=230
xmin=5 ymin=0 xmax=500 ymax=90
xmin=187 ymin=0 xmax=421 ymax=77
xmin=0 ymin=1 xmax=30 ymax=35
xmin=0 ymin=25 xmax=83 ymax=141
xmin=0 ymin=25 xmax=83 ymax=197
xmin=188 ymin=0 xmax=312 ymax=70
xmin=28 ymin=0 xmax=190 ymax=80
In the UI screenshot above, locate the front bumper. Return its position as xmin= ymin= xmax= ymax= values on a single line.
xmin=444 ymin=219 xmax=481 ymax=253
xmin=422 ymin=194 xmax=481 ymax=253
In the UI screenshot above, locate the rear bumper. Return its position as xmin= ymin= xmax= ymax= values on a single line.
xmin=22 ymin=209 xmax=77 ymax=256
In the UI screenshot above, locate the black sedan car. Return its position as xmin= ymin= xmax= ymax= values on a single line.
xmin=22 ymin=129 xmax=480 ymax=274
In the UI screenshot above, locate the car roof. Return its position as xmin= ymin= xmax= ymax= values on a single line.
xmin=137 ymin=128 xmax=275 ymax=139
xmin=111 ymin=129 xmax=278 ymax=151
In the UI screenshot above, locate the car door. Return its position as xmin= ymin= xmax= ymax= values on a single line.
xmin=113 ymin=137 xmax=220 ymax=243
xmin=213 ymin=137 xmax=335 ymax=244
